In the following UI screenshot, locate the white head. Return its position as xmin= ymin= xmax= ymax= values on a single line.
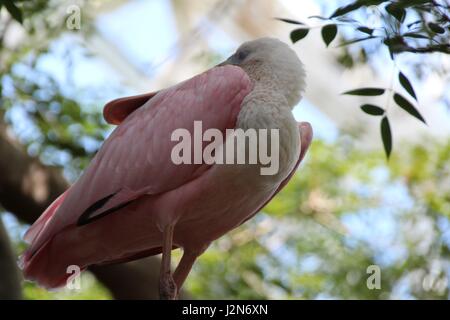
xmin=219 ymin=37 xmax=306 ymax=107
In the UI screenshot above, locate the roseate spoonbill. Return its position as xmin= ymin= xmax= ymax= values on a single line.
xmin=21 ymin=37 xmax=312 ymax=299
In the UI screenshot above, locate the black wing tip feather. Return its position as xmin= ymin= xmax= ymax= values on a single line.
xmin=77 ymin=191 xmax=133 ymax=226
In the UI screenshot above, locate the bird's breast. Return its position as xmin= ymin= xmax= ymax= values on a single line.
xmin=234 ymin=91 xmax=301 ymax=182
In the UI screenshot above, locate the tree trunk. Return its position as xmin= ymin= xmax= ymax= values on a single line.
xmin=0 ymin=217 xmax=22 ymax=299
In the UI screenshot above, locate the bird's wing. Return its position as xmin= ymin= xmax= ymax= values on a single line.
xmin=103 ymin=91 xmax=158 ymax=125
xmin=26 ymin=65 xmax=252 ymax=252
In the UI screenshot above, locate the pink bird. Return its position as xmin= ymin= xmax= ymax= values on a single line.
xmin=21 ymin=38 xmax=312 ymax=299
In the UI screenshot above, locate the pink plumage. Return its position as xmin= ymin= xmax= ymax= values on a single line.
xmin=22 ymin=65 xmax=250 ymax=286
xmin=22 ymin=38 xmax=313 ymax=297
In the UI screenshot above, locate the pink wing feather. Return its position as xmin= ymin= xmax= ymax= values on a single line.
xmin=22 ymin=65 xmax=252 ymax=284
xmin=23 ymin=189 xmax=70 ymax=244
xmin=103 ymin=91 xmax=158 ymax=125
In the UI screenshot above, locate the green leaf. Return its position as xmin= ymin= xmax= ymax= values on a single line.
xmin=393 ymin=93 xmax=426 ymax=124
xmin=357 ymin=27 xmax=374 ymax=35
xmin=321 ymin=24 xmax=338 ymax=47
xmin=329 ymin=0 xmax=390 ymax=19
xmin=402 ymin=32 xmax=429 ymax=39
xmin=338 ymin=35 xmax=378 ymax=47
xmin=330 ymin=2 xmax=362 ymax=18
xmin=428 ymin=22 xmax=445 ymax=34
xmin=395 ymin=0 xmax=429 ymax=8
xmin=290 ymin=28 xmax=309 ymax=43
xmin=361 ymin=104 xmax=385 ymax=116
xmin=336 ymin=16 xmax=358 ymax=23
xmin=398 ymin=71 xmax=417 ymax=101
xmin=4 ymin=1 xmax=23 ymax=24
xmin=380 ymin=116 xmax=392 ymax=158
xmin=361 ymin=0 xmax=390 ymax=5
xmin=275 ymin=17 xmax=304 ymax=25
xmin=385 ymin=3 xmax=406 ymax=22
xmin=343 ymin=88 xmax=385 ymax=96
xmin=308 ymin=15 xmax=329 ymax=20
xmin=407 ymin=20 xmax=421 ymax=28
xmin=383 ymin=36 xmax=406 ymax=59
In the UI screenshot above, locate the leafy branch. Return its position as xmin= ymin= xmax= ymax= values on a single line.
xmin=0 ymin=0 xmax=23 ymax=24
xmin=341 ymin=71 xmax=426 ymax=158
xmin=277 ymin=0 xmax=449 ymax=158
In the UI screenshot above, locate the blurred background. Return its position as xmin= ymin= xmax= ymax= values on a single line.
xmin=0 ymin=0 xmax=449 ymax=299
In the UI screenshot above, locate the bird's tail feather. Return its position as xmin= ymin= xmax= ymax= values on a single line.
xmin=20 ymin=188 xmax=83 ymax=289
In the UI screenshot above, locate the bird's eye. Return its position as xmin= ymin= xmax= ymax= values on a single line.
xmin=236 ymin=50 xmax=249 ymax=61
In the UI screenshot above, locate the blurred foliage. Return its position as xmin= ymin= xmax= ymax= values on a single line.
xmin=188 ymin=138 xmax=450 ymax=299
xmin=0 ymin=0 xmax=449 ymax=300
xmin=0 ymin=0 xmax=113 ymax=299
xmin=3 ymin=57 xmax=109 ymax=174
xmin=5 ymin=222 xmax=111 ymax=299
xmin=279 ymin=0 xmax=449 ymax=158
xmin=1 ymin=0 xmax=108 ymax=177
xmin=22 ymin=273 xmax=112 ymax=300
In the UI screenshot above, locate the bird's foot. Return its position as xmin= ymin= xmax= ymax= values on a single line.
xmin=159 ymin=273 xmax=178 ymax=300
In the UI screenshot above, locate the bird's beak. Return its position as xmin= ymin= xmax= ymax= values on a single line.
xmin=216 ymin=60 xmax=228 ymax=67
xmin=216 ymin=54 xmax=236 ymax=67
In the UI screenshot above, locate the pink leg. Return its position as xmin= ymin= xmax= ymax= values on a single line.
xmin=173 ymin=250 xmax=199 ymax=295
xmin=159 ymin=224 xmax=177 ymax=300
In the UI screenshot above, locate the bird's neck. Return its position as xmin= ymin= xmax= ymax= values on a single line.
xmin=235 ymin=69 xmax=300 ymax=181
xmin=237 ymin=62 xmax=295 ymax=131
xmin=242 ymin=62 xmax=283 ymax=99
xmin=241 ymin=60 xmax=305 ymax=108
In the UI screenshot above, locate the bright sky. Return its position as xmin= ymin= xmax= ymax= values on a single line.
xmin=108 ymin=0 xmax=337 ymax=140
